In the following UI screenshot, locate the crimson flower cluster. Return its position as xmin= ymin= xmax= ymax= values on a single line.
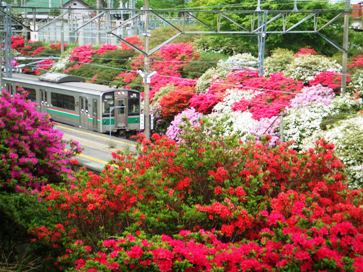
xmin=309 ymin=71 xmax=350 ymax=93
xmin=191 ymin=71 xmax=303 ymax=119
xmin=294 ymin=47 xmax=318 ymax=57
xmin=32 ymin=124 xmax=363 ymax=271
xmin=349 ymin=54 xmax=363 ymax=70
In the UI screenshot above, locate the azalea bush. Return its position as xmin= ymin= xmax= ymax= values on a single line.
xmin=195 ymin=54 xmax=258 ymax=93
xmin=34 ymin=58 xmax=55 ymax=75
xmin=0 ymin=90 xmax=81 ymax=191
xmin=350 ymin=69 xmax=363 ymax=97
xmin=282 ymin=85 xmax=338 ymax=149
xmin=118 ymin=43 xmax=199 ymax=95
xmin=11 ymin=36 xmax=66 ymax=75
xmin=309 ymin=71 xmax=350 ymax=93
xmin=181 ymin=51 xmax=226 ymax=79
xmin=285 ymin=54 xmax=341 ymax=83
xmin=191 ymin=70 xmax=260 ymax=114
xmin=195 ymin=66 xmax=229 ymax=93
xmin=294 ymin=47 xmax=317 ymax=57
xmin=183 ymin=71 xmax=303 ymax=143
xmin=303 ymin=115 xmax=363 ymax=188
xmin=11 ymin=35 xmax=25 ymax=50
xmin=349 ymin=54 xmax=363 ymax=71
xmin=159 ymin=86 xmax=196 ymax=120
xmin=264 ymin=48 xmax=294 ymax=75
xmin=166 ymin=108 xmax=202 ymax=141
xmin=217 ymin=53 xmax=257 ymax=71
xmin=66 ymin=47 xmax=136 ymax=85
xmin=32 ymin=120 xmax=363 ymax=271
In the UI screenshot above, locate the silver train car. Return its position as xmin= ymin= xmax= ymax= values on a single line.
xmin=2 ymin=73 xmax=141 ymax=133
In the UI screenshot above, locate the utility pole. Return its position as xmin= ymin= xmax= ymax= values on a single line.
xmin=143 ymin=0 xmax=151 ymax=139
xmin=107 ymin=0 xmax=112 ymax=43
xmin=341 ymin=0 xmax=350 ymax=93
xmin=256 ymin=0 xmax=267 ymax=76
xmin=61 ymin=0 xmax=64 ymax=53
xmin=293 ymin=0 xmax=298 ymax=12
xmin=96 ymin=0 xmax=101 ymax=45
xmin=4 ymin=3 xmax=12 ymax=79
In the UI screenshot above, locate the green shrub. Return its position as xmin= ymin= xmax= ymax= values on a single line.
xmin=150 ymin=25 xmax=201 ymax=49
xmin=67 ymin=64 xmax=120 ymax=85
xmin=92 ymin=49 xmax=136 ymax=69
xmin=264 ymin=48 xmax=294 ymax=74
xmin=181 ymin=51 xmax=227 ymax=79
xmin=0 ymin=192 xmax=58 ymax=271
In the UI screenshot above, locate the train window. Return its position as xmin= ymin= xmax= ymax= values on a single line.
xmin=23 ymin=88 xmax=37 ymax=102
xmin=51 ymin=93 xmax=75 ymax=111
xmin=116 ymin=100 xmax=125 ymax=114
xmin=5 ymin=84 xmax=12 ymax=94
xmin=128 ymin=92 xmax=140 ymax=116
xmin=40 ymin=89 xmax=48 ymax=102
xmin=102 ymin=93 xmax=114 ymax=116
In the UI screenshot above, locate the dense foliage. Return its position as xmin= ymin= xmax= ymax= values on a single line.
xmin=188 ymin=0 xmax=362 ymax=56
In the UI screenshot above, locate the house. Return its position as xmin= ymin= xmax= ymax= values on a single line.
xmin=24 ymin=0 xmax=91 ymax=20
xmin=352 ymin=2 xmax=363 ymax=31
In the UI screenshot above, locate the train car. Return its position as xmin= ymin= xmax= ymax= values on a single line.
xmin=2 ymin=73 xmax=141 ymax=134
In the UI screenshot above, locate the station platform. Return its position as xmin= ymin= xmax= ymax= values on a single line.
xmin=55 ymin=123 xmax=136 ymax=172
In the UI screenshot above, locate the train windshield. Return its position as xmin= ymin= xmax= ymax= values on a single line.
xmin=102 ymin=93 xmax=114 ymax=116
xmin=128 ymin=92 xmax=140 ymax=116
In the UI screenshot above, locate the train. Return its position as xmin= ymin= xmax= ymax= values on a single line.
xmin=2 ymin=72 xmax=142 ymax=134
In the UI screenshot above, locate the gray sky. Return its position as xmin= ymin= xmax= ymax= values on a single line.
xmin=330 ymin=0 xmax=361 ymax=3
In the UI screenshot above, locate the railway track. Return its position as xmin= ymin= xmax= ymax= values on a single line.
xmin=55 ymin=123 xmax=137 ymax=173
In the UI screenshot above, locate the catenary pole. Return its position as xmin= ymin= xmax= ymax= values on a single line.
xmin=341 ymin=0 xmax=350 ymax=94
xmin=143 ymin=0 xmax=151 ymax=139
xmin=96 ymin=0 xmax=101 ymax=44
xmin=61 ymin=0 xmax=64 ymax=53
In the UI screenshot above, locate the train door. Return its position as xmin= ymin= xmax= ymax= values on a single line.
xmin=79 ymin=96 xmax=89 ymax=129
xmin=115 ymin=98 xmax=126 ymax=129
xmin=39 ymin=89 xmax=48 ymax=113
xmin=92 ymin=99 xmax=98 ymax=131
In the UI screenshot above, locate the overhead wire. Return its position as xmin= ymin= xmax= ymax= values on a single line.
xmin=33 ymin=59 xmax=354 ymax=98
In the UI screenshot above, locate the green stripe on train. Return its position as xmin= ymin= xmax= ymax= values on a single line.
xmin=47 ymin=109 xmax=139 ymax=125
xmin=128 ymin=116 xmax=140 ymax=124
xmin=47 ymin=108 xmax=94 ymax=122
xmin=47 ymin=108 xmax=79 ymax=119
xmin=102 ymin=118 xmax=115 ymax=125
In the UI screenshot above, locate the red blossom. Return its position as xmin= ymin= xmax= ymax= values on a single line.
xmin=294 ymin=47 xmax=318 ymax=57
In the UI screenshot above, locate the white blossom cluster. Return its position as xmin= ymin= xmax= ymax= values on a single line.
xmin=264 ymin=48 xmax=295 ymax=75
xmin=195 ymin=67 xmax=229 ymax=93
xmin=302 ymin=116 xmax=363 ymax=188
xmin=329 ymin=94 xmax=362 ymax=116
xmin=208 ymin=111 xmax=280 ymax=144
xmin=284 ymin=55 xmax=341 ymax=83
xmin=212 ymin=88 xmax=258 ymax=113
xmin=349 ymin=69 xmax=363 ymax=95
xmin=196 ymin=53 xmax=258 ymax=93
xmin=51 ymin=54 xmax=70 ymax=72
xmin=217 ymin=53 xmax=258 ymax=71
xmin=282 ymin=103 xmax=332 ymax=149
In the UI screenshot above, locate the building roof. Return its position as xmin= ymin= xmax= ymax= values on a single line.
xmin=352 ymin=3 xmax=363 ymax=18
xmin=24 ymin=0 xmax=89 ymax=9
xmin=25 ymin=0 xmax=69 ymax=8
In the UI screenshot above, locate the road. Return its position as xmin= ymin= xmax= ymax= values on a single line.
xmin=55 ymin=123 xmax=136 ymax=172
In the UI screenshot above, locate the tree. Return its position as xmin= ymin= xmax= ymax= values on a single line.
xmin=136 ymin=0 xmax=188 ymax=9
xmin=189 ymin=0 xmax=347 ymax=56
